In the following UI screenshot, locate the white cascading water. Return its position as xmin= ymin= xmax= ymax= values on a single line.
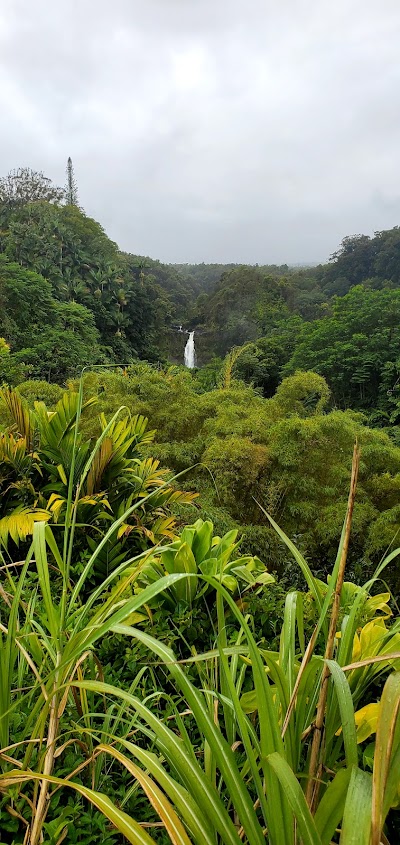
xmin=184 ymin=331 xmax=196 ymax=368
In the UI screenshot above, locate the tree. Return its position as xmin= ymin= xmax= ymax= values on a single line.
xmin=0 ymin=188 xmax=171 ymax=363
xmin=274 ymin=370 xmax=330 ymax=416
xmin=232 ymin=317 xmax=303 ymax=396
xmin=65 ymin=156 xmax=79 ymax=206
xmin=0 ymin=168 xmax=64 ymax=214
xmin=15 ymin=302 xmax=104 ymax=382
xmin=0 ymin=338 xmax=29 ymax=385
xmin=0 ymin=256 xmax=56 ymax=346
xmin=285 ymin=286 xmax=400 ymax=412
xmin=324 ymin=233 xmax=377 ymax=289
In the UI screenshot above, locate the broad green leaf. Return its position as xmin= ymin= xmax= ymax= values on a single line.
xmin=240 ymin=688 xmax=258 ymax=713
xmin=171 ymin=543 xmax=198 ymax=604
xmin=191 ymin=520 xmax=213 ymax=563
xmin=280 ymin=591 xmax=299 ymax=697
xmin=354 ymin=703 xmax=380 ymax=744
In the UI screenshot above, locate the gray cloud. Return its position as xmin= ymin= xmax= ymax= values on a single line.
xmin=1 ymin=0 xmax=400 ymax=263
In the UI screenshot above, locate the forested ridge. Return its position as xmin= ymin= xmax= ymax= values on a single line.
xmin=1 ymin=167 xmax=400 ymax=844
xmin=1 ymin=167 xmax=400 ymax=424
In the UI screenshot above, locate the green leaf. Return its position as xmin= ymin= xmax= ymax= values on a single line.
xmin=33 ymin=521 xmax=59 ymax=642
xmin=326 ymin=660 xmax=358 ymax=770
xmin=171 ymin=543 xmax=198 ymax=604
xmin=340 ymin=768 xmax=372 ymax=845
xmin=191 ymin=520 xmax=213 ymax=563
xmin=314 ymin=769 xmax=351 ymax=845
xmin=257 ymin=507 xmax=323 ymax=614
xmin=266 ymin=753 xmax=322 ymax=845
xmin=372 ymin=671 xmax=400 ymax=843
xmin=240 ymin=689 xmax=258 ymax=714
xmin=68 ymin=679 xmax=244 ymax=845
xmin=1 ymin=771 xmax=155 ymax=845
xmin=97 ymin=744 xmax=192 ymax=845
xmin=117 ymin=739 xmax=216 ymax=845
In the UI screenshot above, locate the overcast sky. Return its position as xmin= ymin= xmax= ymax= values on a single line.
xmin=1 ymin=0 xmax=400 ymax=264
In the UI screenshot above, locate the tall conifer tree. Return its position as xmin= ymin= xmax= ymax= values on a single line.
xmin=65 ymin=157 xmax=79 ymax=206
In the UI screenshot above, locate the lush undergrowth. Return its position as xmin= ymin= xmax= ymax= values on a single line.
xmin=52 ymin=364 xmax=400 ymax=593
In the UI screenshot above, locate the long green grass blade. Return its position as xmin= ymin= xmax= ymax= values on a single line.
xmin=97 ymin=744 xmax=192 ymax=845
xmin=1 ymin=771 xmax=156 ymax=845
xmin=207 ymin=581 xmax=293 ymax=845
xmin=325 ymin=660 xmax=358 ymax=770
xmin=339 ymin=768 xmax=372 ymax=845
xmin=266 ymin=752 xmax=322 ymax=845
xmin=256 ymin=507 xmax=323 ymax=612
xmin=0 ymin=551 xmax=31 ymax=752
xmin=112 ymin=625 xmax=265 ymax=845
xmin=70 ymin=679 xmax=243 ymax=845
xmin=33 ymin=522 xmax=59 ymax=642
xmin=314 ymin=769 xmax=351 ymax=845
xmin=117 ymin=739 xmax=216 ymax=845
xmin=218 ymin=634 xmax=270 ymax=831
xmin=63 ymin=377 xmax=84 ymax=567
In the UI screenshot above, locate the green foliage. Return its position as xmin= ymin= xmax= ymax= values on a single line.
xmin=274 ymin=370 xmax=330 ymax=416
xmin=3 ymin=164 xmax=400 ymax=842
xmin=192 ymin=266 xmax=293 ymax=359
xmin=0 ymin=167 xmax=64 ymax=218
xmin=0 ymin=256 xmax=105 ymax=381
xmin=72 ymin=366 xmax=400 ymax=584
xmin=0 ymin=335 xmax=29 ymax=386
xmin=137 ymin=518 xmax=272 ymax=610
xmin=0 ymin=172 xmax=194 ymax=368
xmin=0 ymin=386 xmax=196 ymax=565
xmin=321 ymin=227 xmax=400 ymax=293
xmin=16 ymin=379 xmax=64 ymax=407
xmin=0 ymin=255 xmax=56 ymax=346
xmin=1 ymin=475 xmax=400 ymax=844
xmin=285 ymin=286 xmax=400 ymax=412
xmin=203 ymin=435 xmax=270 ymax=521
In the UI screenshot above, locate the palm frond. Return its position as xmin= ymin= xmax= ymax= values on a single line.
xmin=0 ymin=387 xmax=34 ymax=450
xmin=0 ymin=506 xmax=51 ymax=546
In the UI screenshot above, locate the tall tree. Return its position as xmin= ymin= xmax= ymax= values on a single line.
xmin=65 ymin=157 xmax=79 ymax=206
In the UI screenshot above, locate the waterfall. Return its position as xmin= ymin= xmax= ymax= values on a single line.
xmin=184 ymin=331 xmax=196 ymax=368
